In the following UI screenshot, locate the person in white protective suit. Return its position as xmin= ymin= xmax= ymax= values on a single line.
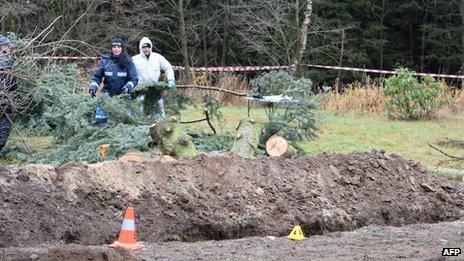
xmin=132 ymin=37 xmax=176 ymax=121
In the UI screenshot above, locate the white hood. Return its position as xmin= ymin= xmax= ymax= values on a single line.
xmin=139 ymin=37 xmax=153 ymax=54
xmin=132 ymin=37 xmax=175 ymax=85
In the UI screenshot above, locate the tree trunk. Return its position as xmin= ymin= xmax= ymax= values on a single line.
xmin=335 ymin=30 xmax=345 ymax=93
xmin=149 ymin=116 xmax=197 ymax=158
xmin=420 ymin=5 xmax=428 ymax=73
xmin=430 ymin=167 xmax=464 ymax=181
xmin=291 ymin=0 xmax=313 ymax=76
xmin=202 ymin=0 xmax=208 ymax=65
xmin=221 ymin=2 xmax=230 ymax=65
xmin=409 ymin=8 xmax=416 ymax=67
xmin=230 ymin=119 xmax=262 ymax=158
xmin=178 ymin=0 xmax=192 ymax=83
xmin=380 ymin=0 xmax=386 ymax=71
xmin=295 ymin=0 xmax=300 ymax=28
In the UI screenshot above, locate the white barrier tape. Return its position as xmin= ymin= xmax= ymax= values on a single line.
xmin=34 ymin=56 xmax=464 ymax=79
xmin=39 ymin=56 xmax=98 ymax=60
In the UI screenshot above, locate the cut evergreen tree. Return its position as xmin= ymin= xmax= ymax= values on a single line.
xmin=250 ymin=71 xmax=318 ymax=153
xmin=230 ymin=119 xmax=262 ymax=158
xmin=6 ymin=64 xmax=153 ymax=164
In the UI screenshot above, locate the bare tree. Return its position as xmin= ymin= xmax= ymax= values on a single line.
xmin=230 ymin=0 xmax=343 ymax=70
xmin=175 ymin=0 xmax=192 ymax=83
xmin=231 ymin=0 xmax=302 ymax=65
xmin=291 ymin=0 xmax=313 ymax=75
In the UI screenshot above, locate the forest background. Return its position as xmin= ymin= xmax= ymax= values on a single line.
xmin=2 ymin=0 xmax=464 ymax=86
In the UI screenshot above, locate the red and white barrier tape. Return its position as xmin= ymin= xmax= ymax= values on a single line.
xmin=302 ymin=64 xmax=464 ymax=79
xmin=172 ymin=65 xmax=289 ymax=72
xmin=35 ymin=56 xmax=464 ymax=79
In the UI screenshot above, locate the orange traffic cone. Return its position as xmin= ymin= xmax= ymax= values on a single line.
xmin=109 ymin=206 xmax=145 ymax=251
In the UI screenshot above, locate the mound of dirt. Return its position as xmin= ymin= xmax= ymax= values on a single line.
xmin=0 ymin=152 xmax=463 ymax=248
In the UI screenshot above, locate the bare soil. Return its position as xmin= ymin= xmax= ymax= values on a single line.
xmin=0 ymin=152 xmax=463 ymax=259
xmin=1 ymin=221 xmax=463 ymax=260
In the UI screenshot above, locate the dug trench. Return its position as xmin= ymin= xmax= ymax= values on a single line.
xmin=0 ymin=152 xmax=463 ymax=249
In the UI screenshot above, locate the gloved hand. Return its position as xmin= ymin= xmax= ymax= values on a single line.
xmin=167 ymin=79 xmax=176 ymax=89
xmin=122 ymin=83 xmax=133 ymax=94
xmin=88 ymin=85 xmax=97 ymax=98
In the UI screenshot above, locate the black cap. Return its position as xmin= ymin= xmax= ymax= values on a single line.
xmin=142 ymin=43 xmax=151 ymax=48
xmin=111 ymin=38 xmax=124 ymax=47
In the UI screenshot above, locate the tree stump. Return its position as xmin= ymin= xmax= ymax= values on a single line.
xmin=149 ymin=116 xmax=197 ymax=157
xmin=230 ymin=119 xmax=262 ymax=158
xmin=266 ymin=135 xmax=296 ymax=157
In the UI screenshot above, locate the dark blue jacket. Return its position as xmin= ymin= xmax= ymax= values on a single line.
xmin=0 ymin=53 xmax=16 ymax=115
xmin=90 ymin=54 xmax=138 ymax=96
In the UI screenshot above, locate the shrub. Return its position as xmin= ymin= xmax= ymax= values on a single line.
xmin=250 ymin=70 xmax=313 ymax=98
xmin=383 ymin=68 xmax=444 ymax=120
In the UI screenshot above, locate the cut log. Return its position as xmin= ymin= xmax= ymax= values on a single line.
xmin=428 ymin=166 xmax=464 ymax=181
xmin=149 ymin=116 xmax=198 ymax=157
xmin=230 ymin=119 xmax=262 ymax=158
xmin=266 ymin=135 xmax=296 ymax=157
xmin=160 ymin=155 xmax=177 ymax=163
xmin=119 ymin=150 xmax=147 ymax=163
xmin=266 ymin=136 xmax=288 ymax=156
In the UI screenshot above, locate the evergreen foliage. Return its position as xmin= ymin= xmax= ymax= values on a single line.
xmin=250 ymin=71 xmax=313 ymax=97
xmin=5 ymin=63 xmax=233 ymax=164
xmin=383 ymin=68 xmax=444 ymax=120
xmin=193 ymin=133 xmax=234 ymax=153
xmin=6 ymin=64 xmax=153 ymax=164
xmin=250 ymin=71 xmax=318 ymax=148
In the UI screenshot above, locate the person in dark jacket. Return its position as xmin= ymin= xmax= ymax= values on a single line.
xmin=88 ymin=38 xmax=138 ymax=97
xmin=0 ymin=36 xmax=16 ymax=153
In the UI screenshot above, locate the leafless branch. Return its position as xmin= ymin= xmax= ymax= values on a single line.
xmin=177 ymin=84 xmax=247 ymax=96
xmin=427 ymin=143 xmax=464 ymax=160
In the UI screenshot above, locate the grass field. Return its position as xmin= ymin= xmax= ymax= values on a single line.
xmin=3 ymin=105 xmax=463 ymax=169
xmin=307 ymin=112 xmax=464 ymax=167
xmin=181 ymin=106 xmax=464 ymax=167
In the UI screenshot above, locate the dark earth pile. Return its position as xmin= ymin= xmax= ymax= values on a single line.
xmin=0 ymin=152 xmax=462 ymax=249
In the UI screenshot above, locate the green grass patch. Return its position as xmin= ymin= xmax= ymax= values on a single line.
xmin=304 ymin=111 xmax=464 ymax=166
xmin=180 ymin=106 xmax=464 ymax=167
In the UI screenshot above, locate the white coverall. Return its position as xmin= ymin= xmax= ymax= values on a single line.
xmin=132 ymin=37 xmax=175 ymax=121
